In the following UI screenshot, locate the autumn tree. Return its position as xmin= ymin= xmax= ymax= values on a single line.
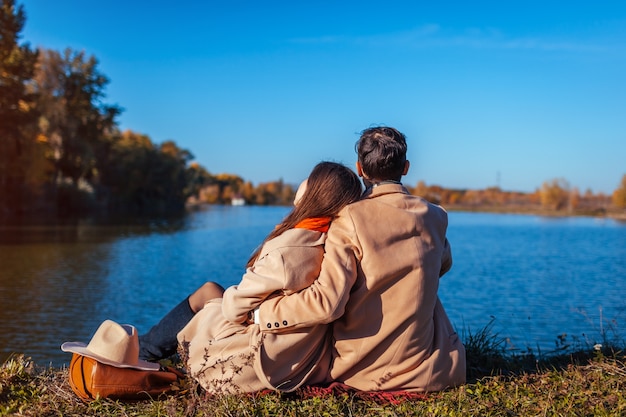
xmin=569 ymin=187 xmax=580 ymax=212
xmin=613 ymin=174 xmax=626 ymax=209
xmin=198 ymin=184 xmax=220 ymax=204
xmin=185 ymin=162 xmax=215 ymax=201
xmin=412 ymin=180 xmax=444 ymax=204
xmin=213 ymin=173 xmax=244 ymax=204
xmin=413 ymin=180 xmax=427 ymax=196
xmin=280 ymin=182 xmax=295 ymax=205
xmin=0 ymin=0 xmax=46 ymax=214
xmin=240 ymin=181 xmax=255 ymax=203
xmin=540 ymin=178 xmax=570 ymax=210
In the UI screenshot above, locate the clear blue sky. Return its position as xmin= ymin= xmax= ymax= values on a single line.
xmin=20 ymin=1 xmax=626 ymax=194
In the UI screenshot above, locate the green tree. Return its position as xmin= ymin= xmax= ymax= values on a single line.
xmin=34 ymin=48 xmax=120 ymax=189
xmin=154 ymin=140 xmax=193 ymax=210
xmin=96 ymin=130 xmax=194 ymax=214
xmin=612 ymin=174 xmax=626 ymax=209
xmin=0 ymin=0 xmax=44 ymax=214
xmin=95 ymin=130 xmax=152 ymax=211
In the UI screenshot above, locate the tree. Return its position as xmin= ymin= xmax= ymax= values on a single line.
xmin=154 ymin=140 xmax=193 ymax=209
xmin=185 ymin=162 xmax=215 ymax=201
xmin=33 ymin=48 xmax=120 ymax=188
xmin=280 ymin=182 xmax=295 ymax=205
xmin=0 ymin=0 xmax=44 ymax=214
xmin=213 ymin=173 xmax=244 ymax=204
xmin=413 ymin=181 xmax=429 ymax=197
xmin=412 ymin=180 xmax=444 ymax=204
xmin=95 ymin=130 xmax=152 ymax=210
xmin=94 ymin=130 xmax=195 ymax=214
xmin=240 ymin=181 xmax=255 ymax=203
xmin=540 ymin=178 xmax=570 ymax=210
xmin=569 ymin=187 xmax=580 ymax=212
xmin=613 ymin=174 xmax=626 ymax=209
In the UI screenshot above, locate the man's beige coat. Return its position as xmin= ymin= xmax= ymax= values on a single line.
xmin=259 ymin=183 xmax=466 ymax=392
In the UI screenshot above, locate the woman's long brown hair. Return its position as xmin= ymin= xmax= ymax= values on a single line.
xmin=246 ymin=161 xmax=362 ymax=268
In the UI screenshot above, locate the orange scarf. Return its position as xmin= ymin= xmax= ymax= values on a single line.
xmin=294 ymin=217 xmax=331 ymax=233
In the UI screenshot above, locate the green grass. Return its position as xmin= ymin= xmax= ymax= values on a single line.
xmin=1 ymin=324 xmax=625 ymax=416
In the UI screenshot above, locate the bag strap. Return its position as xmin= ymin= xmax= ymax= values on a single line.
xmin=163 ymin=365 xmax=185 ymax=379
xmin=79 ymin=355 xmax=93 ymax=399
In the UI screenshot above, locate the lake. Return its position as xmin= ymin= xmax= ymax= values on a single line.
xmin=1 ymin=206 xmax=625 ymax=367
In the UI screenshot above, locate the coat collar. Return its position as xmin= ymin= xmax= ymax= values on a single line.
xmin=362 ymin=182 xmax=409 ymax=199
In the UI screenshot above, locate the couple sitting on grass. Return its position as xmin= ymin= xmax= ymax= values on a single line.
xmin=139 ymin=126 xmax=466 ymax=394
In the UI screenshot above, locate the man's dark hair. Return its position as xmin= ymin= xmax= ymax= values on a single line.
xmin=356 ymin=126 xmax=407 ymax=182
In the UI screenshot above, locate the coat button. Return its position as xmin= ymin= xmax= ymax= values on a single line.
xmin=266 ymin=323 xmax=271 ymax=329
xmin=274 ymin=322 xmax=279 ymax=327
xmin=282 ymin=320 xmax=288 ymax=326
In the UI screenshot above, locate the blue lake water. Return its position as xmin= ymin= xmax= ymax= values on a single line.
xmin=0 ymin=206 xmax=625 ymax=367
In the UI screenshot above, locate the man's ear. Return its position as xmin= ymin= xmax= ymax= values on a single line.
xmin=356 ymin=161 xmax=364 ymax=177
xmin=403 ymin=160 xmax=410 ymax=176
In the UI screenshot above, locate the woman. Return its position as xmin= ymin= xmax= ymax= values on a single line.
xmin=139 ymin=161 xmax=363 ymax=393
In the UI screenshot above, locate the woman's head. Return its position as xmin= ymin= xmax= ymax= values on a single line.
xmin=292 ymin=161 xmax=362 ymax=220
xmin=293 ymin=179 xmax=308 ymax=206
xmin=246 ymin=161 xmax=362 ymax=267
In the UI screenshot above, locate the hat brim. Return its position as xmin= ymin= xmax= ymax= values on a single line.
xmin=61 ymin=342 xmax=160 ymax=371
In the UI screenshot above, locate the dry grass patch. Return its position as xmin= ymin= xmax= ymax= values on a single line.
xmin=1 ymin=351 xmax=625 ymax=416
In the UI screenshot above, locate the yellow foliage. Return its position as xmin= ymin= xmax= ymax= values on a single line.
xmin=540 ymin=178 xmax=570 ymax=210
xmin=216 ymin=173 xmax=243 ymax=182
xmin=120 ymin=130 xmax=154 ymax=149
xmin=612 ymin=175 xmax=626 ymax=209
xmin=18 ymin=99 xmax=31 ymax=111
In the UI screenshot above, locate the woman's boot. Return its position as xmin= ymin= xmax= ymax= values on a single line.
xmin=138 ymin=297 xmax=195 ymax=361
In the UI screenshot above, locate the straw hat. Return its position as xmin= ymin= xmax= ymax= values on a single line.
xmin=61 ymin=319 xmax=160 ymax=371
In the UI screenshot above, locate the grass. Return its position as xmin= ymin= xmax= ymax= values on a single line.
xmin=1 ymin=324 xmax=625 ymax=416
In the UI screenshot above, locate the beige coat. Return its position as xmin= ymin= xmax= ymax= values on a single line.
xmin=259 ymin=183 xmax=466 ymax=392
xmin=177 ymin=228 xmax=331 ymax=394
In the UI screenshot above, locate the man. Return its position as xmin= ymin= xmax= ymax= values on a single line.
xmin=257 ymin=126 xmax=466 ymax=392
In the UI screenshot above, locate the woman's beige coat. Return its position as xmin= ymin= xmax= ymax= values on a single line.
xmin=258 ymin=183 xmax=466 ymax=392
xmin=177 ymin=228 xmax=331 ymax=394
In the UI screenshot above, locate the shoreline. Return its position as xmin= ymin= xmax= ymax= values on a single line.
xmin=444 ymin=204 xmax=626 ymax=221
xmin=2 ymin=202 xmax=625 ymax=225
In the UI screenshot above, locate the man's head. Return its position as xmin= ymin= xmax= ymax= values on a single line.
xmin=355 ymin=126 xmax=409 ymax=184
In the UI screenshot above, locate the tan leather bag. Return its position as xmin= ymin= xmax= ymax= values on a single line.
xmin=68 ymin=353 xmax=182 ymax=401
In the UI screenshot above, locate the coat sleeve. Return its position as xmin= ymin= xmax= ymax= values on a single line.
xmin=221 ymin=249 xmax=287 ymax=324
xmin=439 ymin=237 xmax=453 ymax=277
xmin=257 ymin=212 xmax=359 ymax=333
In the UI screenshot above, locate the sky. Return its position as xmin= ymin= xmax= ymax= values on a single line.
xmin=18 ymin=0 xmax=626 ymax=194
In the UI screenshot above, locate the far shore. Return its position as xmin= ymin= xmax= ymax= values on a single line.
xmin=444 ymin=203 xmax=626 ymax=221
xmin=1 ymin=203 xmax=624 ymax=231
